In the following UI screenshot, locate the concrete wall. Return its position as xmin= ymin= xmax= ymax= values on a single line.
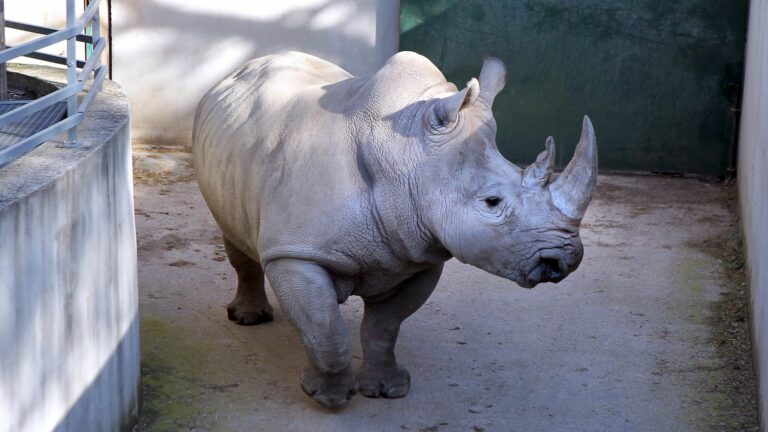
xmin=4 ymin=2 xmax=77 ymax=64
xmin=0 ymin=67 xmax=138 ymax=431
xmin=738 ymin=0 xmax=768 ymax=428
xmin=5 ymin=0 xmax=399 ymax=145
xmin=400 ymin=0 xmax=748 ymax=176
xmin=111 ymin=0 xmax=400 ymax=145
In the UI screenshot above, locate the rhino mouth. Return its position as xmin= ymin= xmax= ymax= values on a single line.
xmin=521 ymin=255 xmax=568 ymax=288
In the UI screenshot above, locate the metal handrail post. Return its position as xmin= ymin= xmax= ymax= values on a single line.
xmin=91 ymin=0 xmax=100 ymax=77
xmin=0 ymin=0 xmax=106 ymax=166
xmin=65 ymin=0 xmax=77 ymax=145
xmin=1 ymin=0 xmax=7 ymax=100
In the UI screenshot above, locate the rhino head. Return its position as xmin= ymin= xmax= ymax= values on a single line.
xmin=416 ymin=57 xmax=597 ymax=288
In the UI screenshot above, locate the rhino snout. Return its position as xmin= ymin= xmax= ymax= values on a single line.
xmin=540 ymin=257 xmax=567 ymax=282
xmin=522 ymin=255 xmax=571 ymax=288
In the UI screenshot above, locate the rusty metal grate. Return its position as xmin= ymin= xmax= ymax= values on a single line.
xmin=0 ymin=100 xmax=66 ymax=152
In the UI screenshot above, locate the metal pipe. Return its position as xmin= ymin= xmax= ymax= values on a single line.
xmin=75 ymin=0 xmax=101 ymax=31
xmin=0 ymin=0 xmax=104 ymax=162
xmin=91 ymin=0 xmax=100 ymax=63
xmin=107 ymin=0 xmax=111 ymax=79
xmin=0 ymin=114 xmax=83 ymax=167
xmin=0 ymin=80 xmax=83 ymax=126
xmin=77 ymin=66 xmax=105 ymax=113
xmin=5 ymin=20 xmax=93 ymax=43
xmin=1 ymin=0 xmax=7 ymax=101
xmin=66 ymin=0 xmax=77 ymax=145
xmin=4 ymin=45 xmax=86 ymax=68
xmin=0 ymin=26 xmax=79 ymax=63
xmin=77 ymin=38 xmax=104 ymax=81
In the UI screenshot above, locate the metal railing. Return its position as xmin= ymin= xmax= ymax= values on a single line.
xmin=0 ymin=0 xmax=106 ymax=167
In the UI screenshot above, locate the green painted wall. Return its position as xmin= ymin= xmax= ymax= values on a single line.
xmin=400 ymin=0 xmax=748 ymax=175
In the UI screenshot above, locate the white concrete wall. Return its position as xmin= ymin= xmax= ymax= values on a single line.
xmin=112 ymin=0 xmax=400 ymax=145
xmin=4 ymin=1 xmax=110 ymax=70
xmin=0 ymin=69 xmax=138 ymax=432
xmin=5 ymin=0 xmax=399 ymax=144
xmin=4 ymin=1 xmax=74 ymax=64
xmin=738 ymin=1 xmax=768 ymax=428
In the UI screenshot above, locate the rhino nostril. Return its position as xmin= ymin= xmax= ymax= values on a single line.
xmin=541 ymin=257 xmax=563 ymax=280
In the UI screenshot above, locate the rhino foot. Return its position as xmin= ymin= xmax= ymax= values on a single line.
xmin=300 ymin=364 xmax=357 ymax=409
xmin=357 ymin=363 xmax=411 ymax=398
xmin=226 ymin=299 xmax=273 ymax=326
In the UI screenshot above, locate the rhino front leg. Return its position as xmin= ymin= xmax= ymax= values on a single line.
xmin=264 ymin=259 xmax=356 ymax=409
xmin=223 ymin=237 xmax=274 ymax=325
xmin=358 ymin=263 xmax=443 ymax=398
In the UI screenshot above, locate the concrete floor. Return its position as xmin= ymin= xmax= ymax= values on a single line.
xmin=132 ymin=147 xmax=757 ymax=431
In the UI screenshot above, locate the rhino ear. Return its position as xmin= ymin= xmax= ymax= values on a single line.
xmin=428 ymin=78 xmax=480 ymax=130
xmin=523 ymin=137 xmax=556 ymax=188
xmin=478 ymin=56 xmax=506 ymax=108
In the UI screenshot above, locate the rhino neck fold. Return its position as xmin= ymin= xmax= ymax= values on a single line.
xmin=344 ymin=56 xmax=459 ymax=266
xmin=355 ymin=130 xmax=448 ymax=266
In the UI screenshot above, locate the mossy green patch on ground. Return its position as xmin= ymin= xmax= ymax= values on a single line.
xmin=675 ymin=256 xmax=708 ymax=325
xmin=700 ymin=231 xmax=759 ymax=431
xmin=137 ymin=318 xmax=235 ymax=431
xmin=681 ymin=187 xmax=759 ymax=431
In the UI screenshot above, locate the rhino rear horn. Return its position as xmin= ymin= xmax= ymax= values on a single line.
xmin=478 ymin=56 xmax=506 ymax=108
xmin=549 ymin=116 xmax=598 ymax=220
xmin=429 ymin=78 xmax=480 ymax=129
xmin=523 ymin=136 xmax=555 ymax=188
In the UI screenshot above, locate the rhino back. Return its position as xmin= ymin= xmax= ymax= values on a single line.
xmin=193 ymin=52 xmax=376 ymax=268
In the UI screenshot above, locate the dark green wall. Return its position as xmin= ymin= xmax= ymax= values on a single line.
xmin=400 ymin=0 xmax=748 ymax=175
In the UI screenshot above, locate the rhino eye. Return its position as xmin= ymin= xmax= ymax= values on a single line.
xmin=484 ymin=196 xmax=502 ymax=207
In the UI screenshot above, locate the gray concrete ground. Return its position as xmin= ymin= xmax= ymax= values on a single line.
xmin=132 ymin=146 xmax=757 ymax=432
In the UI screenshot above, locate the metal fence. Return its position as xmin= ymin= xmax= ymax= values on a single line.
xmin=0 ymin=0 xmax=106 ymax=168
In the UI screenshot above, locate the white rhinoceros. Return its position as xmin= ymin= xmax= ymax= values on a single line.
xmin=193 ymin=51 xmax=597 ymax=409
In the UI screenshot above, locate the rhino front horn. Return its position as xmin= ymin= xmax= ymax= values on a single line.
xmin=549 ymin=115 xmax=598 ymax=220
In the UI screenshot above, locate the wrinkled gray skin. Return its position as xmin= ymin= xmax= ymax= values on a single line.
xmin=193 ymin=51 xmax=597 ymax=409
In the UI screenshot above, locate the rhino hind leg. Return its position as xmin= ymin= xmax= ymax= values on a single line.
xmin=223 ymin=237 xmax=274 ymax=325
xmin=358 ymin=263 xmax=443 ymax=398
xmin=265 ymin=259 xmax=357 ymax=409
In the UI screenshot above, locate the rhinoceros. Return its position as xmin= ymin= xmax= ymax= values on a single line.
xmin=192 ymin=51 xmax=597 ymax=409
